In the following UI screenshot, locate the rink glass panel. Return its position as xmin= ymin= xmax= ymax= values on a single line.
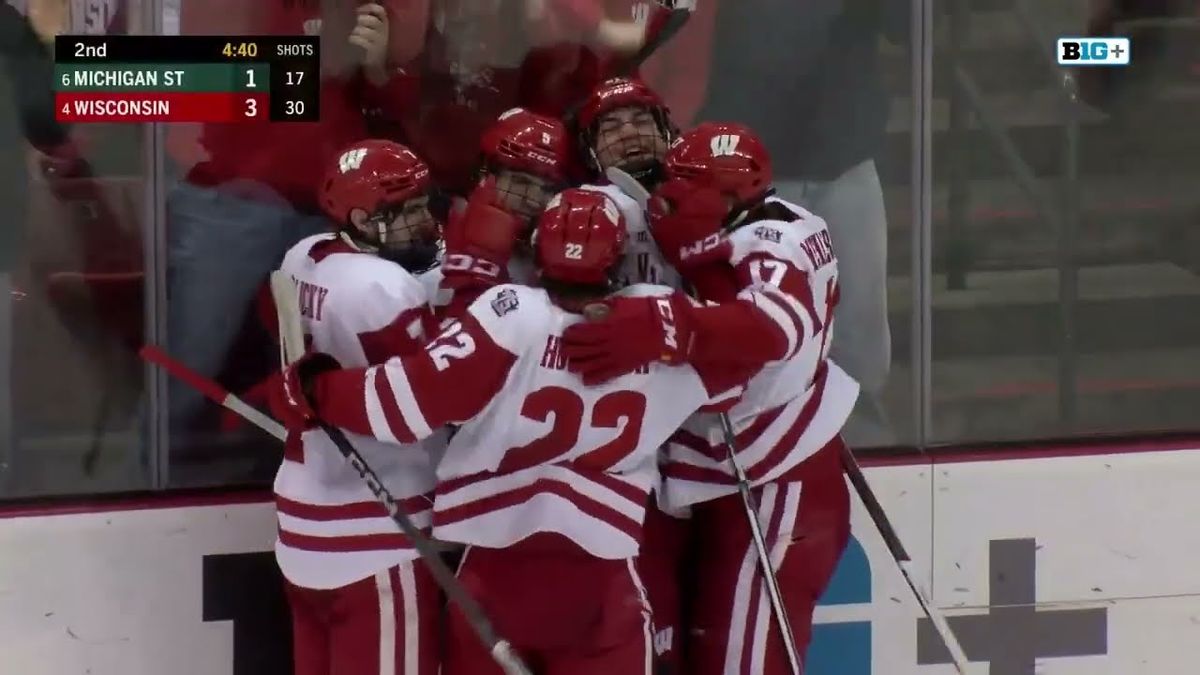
xmin=2 ymin=2 xmax=152 ymax=498
xmin=926 ymin=0 xmax=1200 ymax=444
xmin=4 ymin=0 xmax=1199 ymax=500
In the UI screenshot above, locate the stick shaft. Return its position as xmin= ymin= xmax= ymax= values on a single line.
xmin=718 ymin=413 xmax=804 ymax=675
xmin=139 ymin=344 xmax=286 ymax=441
xmin=839 ymin=447 xmax=970 ymax=673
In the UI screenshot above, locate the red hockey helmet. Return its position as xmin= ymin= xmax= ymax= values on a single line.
xmin=320 ymin=140 xmax=440 ymax=272
xmin=577 ymin=76 xmax=668 ymax=131
xmin=665 ymin=122 xmax=774 ymax=205
xmin=480 ymin=107 xmax=570 ymax=184
xmin=320 ymin=139 xmax=431 ymax=224
xmin=577 ymin=77 xmax=675 ymax=184
xmin=534 ymin=188 xmax=628 ymax=286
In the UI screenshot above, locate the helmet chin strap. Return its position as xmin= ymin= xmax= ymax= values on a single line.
xmin=339 ymin=211 xmax=391 ymax=253
xmin=723 ymin=187 xmax=778 ymax=232
xmin=338 ymin=229 xmax=376 ymax=253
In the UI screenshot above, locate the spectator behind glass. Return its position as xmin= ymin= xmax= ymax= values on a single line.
xmin=163 ymin=0 xmax=425 ymax=457
xmin=394 ymin=0 xmax=655 ymax=195
xmin=596 ymin=0 xmax=718 ymax=128
xmin=0 ymin=2 xmax=75 ymax=488
xmin=698 ymin=0 xmax=907 ymax=447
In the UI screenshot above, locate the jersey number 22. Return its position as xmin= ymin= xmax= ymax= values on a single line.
xmin=499 ymin=388 xmax=648 ymax=473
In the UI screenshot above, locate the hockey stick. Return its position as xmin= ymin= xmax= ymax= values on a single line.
xmin=139 ymin=344 xmax=287 ymax=441
xmin=606 ymin=166 xmax=651 ymax=207
xmin=563 ymin=3 xmax=693 ymax=121
xmin=269 ymin=272 xmax=532 ymax=675
xmin=141 ymin=342 xmax=459 ymax=554
xmin=840 ymin=448 xmax=970 ymax=674
xmin=626 ymin=2 xmax=693 ymax=71
xmin=716 ymin=414 xmax=805 ymax=675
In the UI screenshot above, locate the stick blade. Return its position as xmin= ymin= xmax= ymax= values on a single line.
xmin=269 ymin=270 xmax=306 ymax=366
xmin=630 ymin=7 xmax=692 ymax=67
xmin=604 ymin=167 xmax=651 ymax=209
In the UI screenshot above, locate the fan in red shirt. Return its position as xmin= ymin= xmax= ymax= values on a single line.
xmin=164 ymin=0 xmax=426 ymax=451
xmin=396 ymin=0 xmax=713 ymax=194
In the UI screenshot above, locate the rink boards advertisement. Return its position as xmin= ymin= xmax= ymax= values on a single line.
xmin=3 ymin=445 xmax=1200 ymax=674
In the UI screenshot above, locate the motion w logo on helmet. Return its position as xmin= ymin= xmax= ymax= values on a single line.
xmin=338 ymin=148 xmax=367 ymax=173
xmin=710 ymin=134 xmax=741 ymax=157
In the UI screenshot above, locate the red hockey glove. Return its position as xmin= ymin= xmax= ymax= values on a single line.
xmin=267 ymin=352 xmax=341 ymax=432
xmin=683 ymin=261 xmax=741 ymax=303
xmin=647 ymin=178 xmax=733 ymax=271
xmin=562 ymin=292 xmax=696 ymax=385
xmin=441 ymin=177 xmax=523 ymax=288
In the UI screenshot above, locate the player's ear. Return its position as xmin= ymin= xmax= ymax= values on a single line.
xmin=343 ymin=207 xmax=369 ymax=236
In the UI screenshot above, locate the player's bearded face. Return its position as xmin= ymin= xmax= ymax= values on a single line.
xmin=494 ymin=169 xmax=558 ymax=225
xmin=358 ymin=196 xmax=441 ymax=270
xmin=593 ymin=106 xmax=668 ymax=174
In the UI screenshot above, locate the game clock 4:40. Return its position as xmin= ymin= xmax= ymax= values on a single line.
xmin=221 ymin=42 xmax=259 ymax=59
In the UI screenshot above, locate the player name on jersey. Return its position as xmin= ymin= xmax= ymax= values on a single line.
xmin=54 ymin=62 xmax=270 ymax=123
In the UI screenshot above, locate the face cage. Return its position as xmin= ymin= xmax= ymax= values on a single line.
xmin=486 ymin=165 xmax=564 ymax=230
xmin=358 ymin=199 xmax=442 ymax=272
xmin=584 ymin=107 xmax=673 ymax=180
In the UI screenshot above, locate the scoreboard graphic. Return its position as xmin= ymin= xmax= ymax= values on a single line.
xmin=54 ymin=35 xmax=321 ymax=123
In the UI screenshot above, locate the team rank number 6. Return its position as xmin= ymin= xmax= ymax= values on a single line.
xmin=226 ymin=40 xmax=312 ymax=119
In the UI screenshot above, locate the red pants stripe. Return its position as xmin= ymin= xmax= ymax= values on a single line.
xmin=285 ymin=563 xmax=440 ymax=675
xmin=686 ymin=443 xmax=850 ymax=675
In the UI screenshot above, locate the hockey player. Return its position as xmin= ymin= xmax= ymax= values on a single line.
xmin=465 ymin=107 xmax=571 ymax=225
xmin=575 ymin=76 xmax=684 ymax=315
xmin=562 ymin=122 xmax=860 ymax=673
xmin=573 ymin=76 xmax=687 ymax=673
xmin=429 ymin=107 xmax=571 ymax=319
xmin=577 ymin=74 xmax=675 ymax=190
xmin=270 ymin=187 xmax=795 ymax=675
xmin=274 ymin=139 xmax=445 ymax=675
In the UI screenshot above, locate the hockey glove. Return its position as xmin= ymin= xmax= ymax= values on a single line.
xmin=268 ymin=351 xmax=341 ymax=432
xmin=647 ymin=178 xmax=733 ymax=271
xmin=562 ymin=292 xmax=696 ymax=385
xmin=441 ymin=176 xmax=524 ymax=288
xmin=683 ymin=261 xmax=741 ymax=303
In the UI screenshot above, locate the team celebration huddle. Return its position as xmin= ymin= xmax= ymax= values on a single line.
xmin=264 ymin=71 xmax=860 ymax=675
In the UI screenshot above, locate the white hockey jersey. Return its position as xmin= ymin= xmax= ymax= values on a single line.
xmin=659 ymin=198 xmax=860 ymax=510
xmin=309 ymin=283 xmax=744 ymax=559
xmin=580 ymin=182 xmax=682 ymax=289
xmin=274 ymin=233 xmax=446 ymax=590
xmin=422 ymin=252 xmax=537 ymax=325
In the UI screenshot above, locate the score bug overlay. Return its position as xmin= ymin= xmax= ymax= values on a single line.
xmin=1057 ymin=37 xmax=1130 ymax=66
xmin=54 ymin=35 xmax=320 ymax=123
